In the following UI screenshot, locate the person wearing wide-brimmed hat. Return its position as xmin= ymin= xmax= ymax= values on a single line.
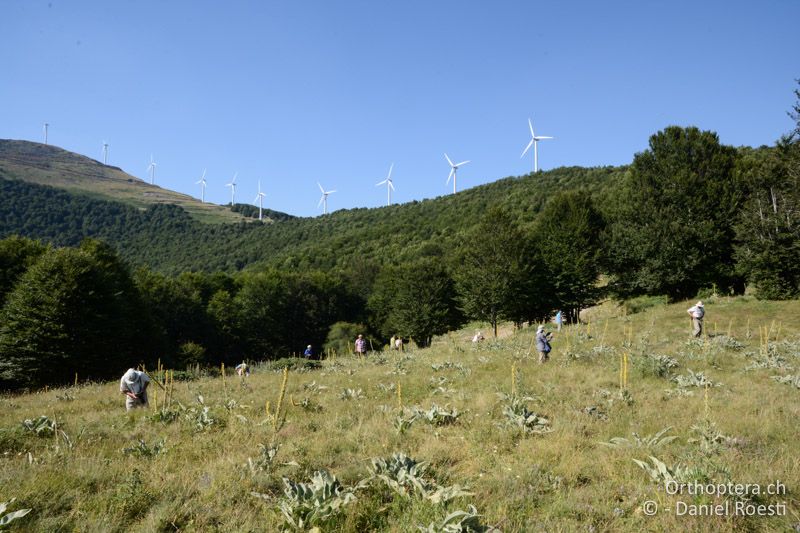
xmin=535 ymin=325 xmax=553 ymax=364
xmin=120 ymin=368 xmax=150 ymax=411
xmin=687 ymin=301 xmax=705 ymax=338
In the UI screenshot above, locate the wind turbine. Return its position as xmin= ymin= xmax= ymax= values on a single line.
xmin=102 ymin=141 xmax=109 ymax=164
xmin=375 ymin=163 xmax=395 ymax=206
xmin=253 ymin=180 xmax=266 ymax=220
xmin=317 ymin=182 xmax=336 ymax=215
xmin=226 ymin=172 xmax=238 ymax=205
xmin=147 ymin=155 xmax=157 ymax=184
xmin=195 ymin=169 xmax=207 ymax=203
xmin=444 ymin=153 xmax=470 ymax=194
xmin=43 ymin=123 xmax=49 ymax=145
xmin=520 ymin=118 xmax=553 ymax=173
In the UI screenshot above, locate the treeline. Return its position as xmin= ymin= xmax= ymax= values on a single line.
xmin=0 ymin=192 xmax=605 ymax=389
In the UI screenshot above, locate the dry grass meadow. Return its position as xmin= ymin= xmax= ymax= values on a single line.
xmin=1 ymin=296 xmax=799 ymax=532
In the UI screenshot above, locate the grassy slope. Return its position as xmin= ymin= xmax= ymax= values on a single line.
xmin=1 ymin=297 xmax=798 ymax=532
xmin=0 ymin=140 xmax=249 ymax=224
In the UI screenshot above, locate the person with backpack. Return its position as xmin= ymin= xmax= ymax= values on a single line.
xmin=535 ymin=325 xmax=553 ymax=364
xmin=687 ymin=301 xmax=705 ymax=338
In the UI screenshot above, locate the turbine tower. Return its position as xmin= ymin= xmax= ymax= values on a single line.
xmin=43 ymin=123 xmax=49 ymax=145
xmin=253 ymin=180 xmax=266 ymax=220
xmin=195 ymin=169 xmax=207 ymax=203
xmin=444 ymin=153 xmax=470 ymax=194
xmin=375 ymin=163 xmax=395 ymax=206
xmin=226 ymin=172 xmax=238 ymax=205
xmin=317 ymin=182 xmax=336 ymax=215
xmin=147 ymin=155 xmax=157 ymax=184
xmin=102 ymin=141 xmax=109 ymax=164
xmin=520 ymin=118 xmax=553 ymax=173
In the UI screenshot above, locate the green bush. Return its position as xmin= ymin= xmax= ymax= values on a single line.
xmin=259 ymin=357 xmax=321 ymax=372
xmin=324 ymin=322 xmax=368 ymax=357
xmin=622 ymin=295 xmax=668 ymax=315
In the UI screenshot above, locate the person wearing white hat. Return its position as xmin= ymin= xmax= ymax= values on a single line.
xmin=120 ymin=368 xmax=150 ymax=411
xmin=687 ymin=301 xmax=705 ymax=338
xmin=535 ymin=325 xmax=553 ymax=364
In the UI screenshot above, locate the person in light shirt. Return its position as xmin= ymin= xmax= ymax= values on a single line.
xmin=687 ymin=301 xmax=705 ymax=338
xmin=120 ymin=368 xmax=150 ymax=411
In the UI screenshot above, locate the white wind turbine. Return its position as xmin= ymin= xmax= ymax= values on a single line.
xmin=375 ymin=163 xmax=395 ymax=206
xmin=445 ymin=153 xmax=470 ymax=194
xmin=43 ymin=123 xmax=49 ymax=145
xmin=226 ymin=172 xmax=238 ymax=205
xmin=147 ymin=155 xmax=157 ymax=184
xmin=102 ymin=141 xmax=109 ymax=164
xmin=317 ymin=182 xmax=336 ymax=215
xmin=195 ymin=169 xmax=207 ymax=203
xmin=520 ymin=118 xmax=553 ymax=173
xmin=253 ymin=180 xmax=266 ymax=220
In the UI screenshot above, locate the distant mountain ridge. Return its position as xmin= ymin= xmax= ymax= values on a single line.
xmin=0 ymin=139 xmax=626 ymax=274
xmin=0 ymin=139 xmax=293 ymax=224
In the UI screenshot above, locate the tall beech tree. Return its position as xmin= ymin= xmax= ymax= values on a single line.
xmin=603 ymin=126 xmax=743 ymax=299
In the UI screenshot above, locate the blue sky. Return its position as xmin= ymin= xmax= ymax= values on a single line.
xmin=2 ymin=1 xmax=798 ymax=217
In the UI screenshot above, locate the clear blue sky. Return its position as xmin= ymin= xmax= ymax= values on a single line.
xmin=2 ymin=1 xmax=798 ymax=217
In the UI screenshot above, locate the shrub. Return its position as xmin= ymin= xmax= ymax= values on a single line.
xmin=324 ymin=322 xmax=368 ymax=357
xmin=622 ymin=295 xmax=669 ymax=315
xmin=260 ymin=358 xmax=321 ymax=372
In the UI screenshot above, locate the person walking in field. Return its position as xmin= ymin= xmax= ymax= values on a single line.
xmin=303 ymin=345 xmax=314 ymax=358
xmin=535 ymin=325 xmax=553 ymax=364
xmin=235 ymin=362 xmax=250 ymax=376
xmin=554 ymin=310 xmax=563 ymax=331
xmin=687 ymin=301 xmax=705 ymax=338
xmin=355 ymin=334 xmax=367 ymax=356
xmin=120 ymin=368 xmax=150 ymax=411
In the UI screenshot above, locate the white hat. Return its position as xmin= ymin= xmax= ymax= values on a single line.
xmin=122 ymin=368 xmax=138 ymax=384
xmin=697 ymin=301 xmax=704 ymax=307
xmin=537 ymin=325 xmax=545 ymax=332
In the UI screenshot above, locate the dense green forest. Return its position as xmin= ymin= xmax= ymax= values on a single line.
xmin=2 ymin=85 xmax=799 ymax=390
xmin=0 ymin=163 xmax=622 ymax=274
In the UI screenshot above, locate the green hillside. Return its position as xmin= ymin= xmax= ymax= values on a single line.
xmin=0 ymin=139 xmax=260 ymax=225
xmin=0 ymin=139 xmax=626 ymax=274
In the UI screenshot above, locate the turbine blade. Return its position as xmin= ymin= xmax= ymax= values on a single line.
xmin=232 ymin=172 xmax=238 ymax=183
xmin=387 ymin=163 xmax=394 ymax=180
xmin=521 ymin=139 xmax=534 ymax=157
xmin=388 ymin=181 xmax=395 ymax=191
xmin=328 ymin=190 xmax=337 ymax=194
xmin=444 ymin=153 xmax=454 ymax=167
xmin=376 ymin=179 xmax=387 ymax=187
xmin=318 ymin=182 xmax=325 ymax=193
xmin=456 ymin=160 xmax=470 ymax=167
xmin=535 ymin=136 xmax=554 ymax=140
xmin=528 ymin=118 xmax=534 ymax=137
xmin=318 ymin=195 xmax=325 ymax=207
xmin=447 ymin=168 xmax=454 ymax=183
